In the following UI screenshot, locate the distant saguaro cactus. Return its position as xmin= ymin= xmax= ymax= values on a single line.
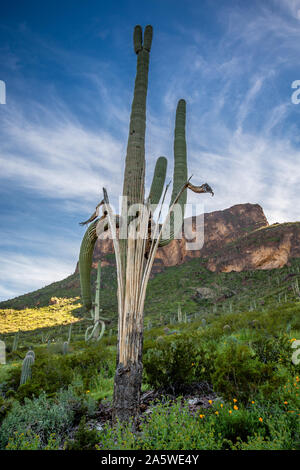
xmin=12 ymin=331 xmax=20 ymax=352
xmin=62 ymin=341 xmax=69 ymax=355
xmin=177 ymin=304 xmax=183 ymax=323
xmin=20 ymin=350 xmax=35 ymax=385
xmin=0 ymin=340 xmax=6 ymax=365
xmin=85 ymin=262 xmax=106 ymax=342
xmin=67 ymin=324 xmax=73 ymax=344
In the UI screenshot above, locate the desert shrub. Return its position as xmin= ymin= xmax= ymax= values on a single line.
xmin=64 ymin=417 xmax=100 ymax=450
xmin=0 ymin=393 xmax=73 ymax=449
xmin=96 ymin=398 xmax=299 ymax=451
xmin=231 ymin=405 xmax=300 ymax=450
xmin=251 ymin=333 xmax=295 ymax=368
xmin=143 ymin=335 xmax=199 ymax=391
xmin=136 ymin=400 xmax=223 ymax=450
xmin=5 ymin=431 xmax=60 ymax=450
xmin=5 ymin=344 xmax=115 ymax=400
xmin=210 ymin=401 xmax=266 ymax=447
xmin=97 ymin=400 xmax=222 ymax=450
xmin=0 ymin=395 xmax=13 ymax=424
xmin=0 ymin=382 xmax=96 ymax=449
xmin=211 ymin=341 xmax=285 ymax=402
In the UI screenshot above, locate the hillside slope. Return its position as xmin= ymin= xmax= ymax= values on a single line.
xmin=1 ymin=203 xmax=300 ymax=325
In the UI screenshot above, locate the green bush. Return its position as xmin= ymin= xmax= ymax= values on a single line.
xmin=0 ymin=395 xmax=13 ymax=424
xmin=6 ymin=431 xmax=60 ymax=450
xmin=211 ymin=341 xmax=285 ymax=402
xmin=137 ymin=401 xmax=223 ymax=450
xmin=64 ymin=417 xmax=100 ymax=450
xmin=5 ymin=344 xmax=115 ymax=400
xmin=96 ymin=399 xmax=300 ymax=450
xmin=0 ymin=383 xmax=96 ymax=450
xmin=143 ymin=335 xmax=199 ymax=391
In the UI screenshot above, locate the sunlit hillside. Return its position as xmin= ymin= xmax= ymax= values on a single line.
xmin=0 ymin=297 xmax=81 ymax=334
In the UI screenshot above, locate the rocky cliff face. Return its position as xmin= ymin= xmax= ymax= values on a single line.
xmin=152 ymin=203 xmax=268 ymax=270
xmin=76 ymin=203 xmax=299 ymax=274
xmin=207 ymin=221 xmax=300 ymax=272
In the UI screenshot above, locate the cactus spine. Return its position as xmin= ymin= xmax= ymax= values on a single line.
xmin=20 ymin=350 xmax=35 ymax=385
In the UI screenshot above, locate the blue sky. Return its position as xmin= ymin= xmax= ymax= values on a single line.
xmin=1 ymin=0 xmax=300 ymax=301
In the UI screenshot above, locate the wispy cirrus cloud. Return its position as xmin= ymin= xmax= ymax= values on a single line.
xmin=0 ymin=253 xmax=76 ymax=301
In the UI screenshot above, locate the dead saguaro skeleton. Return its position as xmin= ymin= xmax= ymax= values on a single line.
xmin=78 ymin=25 xmax=214 ymax=424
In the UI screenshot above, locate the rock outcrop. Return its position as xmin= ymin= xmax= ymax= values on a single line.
xmin=207 ymin=222 xmax=300 ymax=272
xmin=76 ymin=203 xmax=300 ymax=274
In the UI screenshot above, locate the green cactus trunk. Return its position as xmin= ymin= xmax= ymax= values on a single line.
xmin=93 ymin=261 xmax=101 ymax=339
xmin=0 ymin=340 xmax=5 ymax=365
xmin=159 ymin=99 xmax=187 ymax=246
xmin=119 ymin=25 xmax=152 ymax=285
xmin=113 ymin=25 xmax=152 ymax=424
xmin=67 ymin=324 xmax=72 ymax=343
xmin=79 ymin=220 xmax=98 ymax=310
xmin=62 ymin=341 xmax=68 ymax=355
xmin=148 ymin=156 xmax=168 ymax=206
xmin=85 ymin=262 xmax=106 ymax=342
xmin=12 ymin=331 xmax=19 ymax=352
xmin=20 ymin=351 xmax=35 ymax=386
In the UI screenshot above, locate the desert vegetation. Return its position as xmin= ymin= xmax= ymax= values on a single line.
xmin=0 ymin=258 xmax=299 ymax=450
xmin=0 ymin=23 xmax=299 ymax=452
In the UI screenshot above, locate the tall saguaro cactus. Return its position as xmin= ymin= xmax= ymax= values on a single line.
xmin=78 ymin=25 xmax=213 ymax=423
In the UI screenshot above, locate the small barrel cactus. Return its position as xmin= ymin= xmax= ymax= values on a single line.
xmin=20 ymin=350 xmax=35 ymax=385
